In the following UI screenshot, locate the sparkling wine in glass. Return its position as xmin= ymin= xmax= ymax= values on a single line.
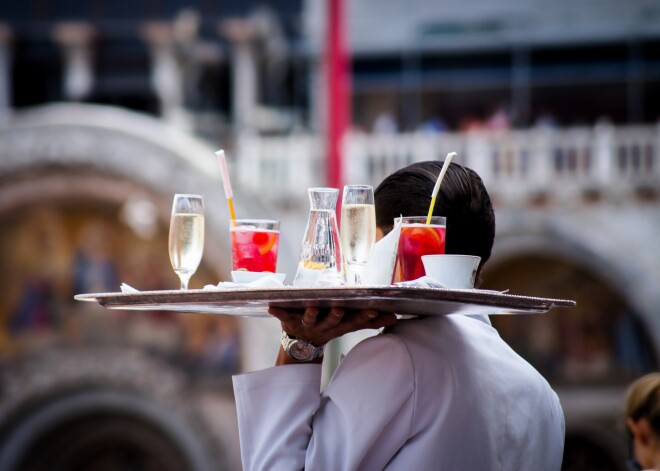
xmin=340 ymin=185 xmax=376 ymax=285
xmin=168 ymin=194 xmax=204 ymax=290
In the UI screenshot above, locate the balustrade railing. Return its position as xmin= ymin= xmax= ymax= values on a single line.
xmin=233 ymin=124 xmax=660 ymax=206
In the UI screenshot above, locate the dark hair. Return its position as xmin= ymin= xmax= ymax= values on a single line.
xmin=374 ymin=160 xmax=496 ymax=270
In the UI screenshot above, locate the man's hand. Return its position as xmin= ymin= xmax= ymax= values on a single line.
xmin=269 ymin=305 xmax=397 ymax=365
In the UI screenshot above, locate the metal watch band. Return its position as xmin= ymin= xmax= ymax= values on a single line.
xmin=281 ymin=331 xmax=325 ymax=362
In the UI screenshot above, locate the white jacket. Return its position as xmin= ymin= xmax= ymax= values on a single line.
xmin=233 ymin=314 xmax=565 ymax=470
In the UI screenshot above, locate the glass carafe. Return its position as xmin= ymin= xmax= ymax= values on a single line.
xmin=293 ymin=188 xmax=345 ymax=286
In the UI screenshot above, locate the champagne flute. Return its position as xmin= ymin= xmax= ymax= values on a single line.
xmin=168 ymin=194 xmax=204 ymax=290
xmin=340 ymin=185 xmax=376 ymax=285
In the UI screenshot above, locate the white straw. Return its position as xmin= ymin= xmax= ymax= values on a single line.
xmin=431 ymin=152 xmax=457 ymax=199
xmin=215 ymin=149 xmax=233 ymax=199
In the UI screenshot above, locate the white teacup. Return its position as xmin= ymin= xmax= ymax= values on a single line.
xmin=422 ymin=255 xmax=481 ymax=289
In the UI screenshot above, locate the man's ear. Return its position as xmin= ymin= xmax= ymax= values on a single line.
xmin=628 ymin=418 xmax=653 ymax=446
xmin=628 ymin=418 xmax=639 ymax=436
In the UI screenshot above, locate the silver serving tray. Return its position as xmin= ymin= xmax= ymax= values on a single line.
xmin=74 ymin=286 xmax=576 ymax=318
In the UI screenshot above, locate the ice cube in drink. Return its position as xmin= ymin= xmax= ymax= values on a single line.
xmin=230 ymin=220 xmax=280 ymax=272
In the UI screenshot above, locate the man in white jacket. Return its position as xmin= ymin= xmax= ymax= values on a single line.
xmin=233 ymin=161 xmax=565 ymax=470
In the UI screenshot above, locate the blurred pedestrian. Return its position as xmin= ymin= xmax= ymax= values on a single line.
xmin=626 ymin=373 xmax=660 ymax=471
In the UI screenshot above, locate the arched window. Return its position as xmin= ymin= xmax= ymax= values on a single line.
xmin=0 ymin=198 xmax=240 ymax=377
xmin=482 ymin=255 xmax=656 ymax=385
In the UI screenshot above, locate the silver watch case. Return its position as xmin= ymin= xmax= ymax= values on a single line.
xmin=281 ymin=331 xmax=324 ymax=362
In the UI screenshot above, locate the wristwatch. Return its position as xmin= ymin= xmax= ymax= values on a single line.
xmin=281 ymin=331 xmax=325 ymax=362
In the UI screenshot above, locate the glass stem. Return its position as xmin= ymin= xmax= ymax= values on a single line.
xmin=347 ymin=263 xmax=365 ymax=285
xmin=180 ymin=276 xmax=190 ymax=290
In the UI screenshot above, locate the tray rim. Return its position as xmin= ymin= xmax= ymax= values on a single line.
xmin=74 ymin=285 xmax=576 ymax=318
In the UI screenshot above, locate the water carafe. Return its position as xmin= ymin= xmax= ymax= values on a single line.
xmin=293 ymin=188 xmax=344 ymax=286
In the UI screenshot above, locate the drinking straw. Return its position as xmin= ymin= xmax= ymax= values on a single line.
xmin=426 ymin=152 xmax=457 ymax=224
xmin=215 ymin=149 xmax=237 ymax=224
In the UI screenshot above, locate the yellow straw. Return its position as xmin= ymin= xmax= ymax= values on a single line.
xmin=227 ymin=198 xmax=236 ymax=223
xmin=426 ymin=152 xmax=457 ymax=224
xmin=215 ymin=150 xmax=237 ymax=225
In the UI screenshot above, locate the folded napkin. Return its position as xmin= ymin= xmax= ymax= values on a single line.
xmin=396 ymin=276 xmax=507 ymax=294
xmin=120 ymin=283 xmax=140 ymax=293
xmin=395 ymin=275 xmax=449 ymax=289
xmin=362 ymin=216 xmax=402 ymax=285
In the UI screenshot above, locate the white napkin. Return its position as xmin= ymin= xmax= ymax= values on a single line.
xmin=119 ymin=274 xmax=286 ymax=293
xmin=120 ymin=283 xmax=140 ymax=293
xmin=396 ymin=276 xmax=507 ymax=294
xmin=396 ymin=276 xmax=509 ymax=294
xmin=204 ymin=274 xmax=287 ymax=290
xmin=362 ymin=217 xmax=402 ymax=285
xmin=395 ymin=276 xmax=448 ymax=289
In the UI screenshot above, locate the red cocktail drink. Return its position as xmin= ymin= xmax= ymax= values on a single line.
xmin=231 ymin=220 xmax=280 ymax=272
xmin=397 ymin=216 xmax=446 ymax=282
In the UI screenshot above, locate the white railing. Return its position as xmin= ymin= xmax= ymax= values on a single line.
xmin=233 ymin=124 xmax=660 ymax=206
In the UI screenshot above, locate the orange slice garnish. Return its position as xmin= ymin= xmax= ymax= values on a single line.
xmin=404 ymin=226 xmax=443 ymax=244
xmin=257 ymin=232 xmax=277 ymax=255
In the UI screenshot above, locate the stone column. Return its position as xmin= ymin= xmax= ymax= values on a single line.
xmin=52 ymin=22 xmax=95 ymax=101
xmin=593 ymin=122 xmax=616 ymax=192
xmin=309 ymin=55 xmax=325 ymax=134
xmin=141 ymin=21 xmax=190 ymax=129
xmin=220 ymin=19 xmax=259 ymax=134
xmin=512 ymin=47 xmax=531 ymax=127
xmin=627 ymin=40 xmax=644 ymax=123
xmin=172 ymin=9 xmax=223 ymax=111
xmin=0 ymin=23 xmax=12 ymax=121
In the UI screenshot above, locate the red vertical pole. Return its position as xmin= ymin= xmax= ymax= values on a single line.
xmin=327 ymin=0 xmax=350 ymax=192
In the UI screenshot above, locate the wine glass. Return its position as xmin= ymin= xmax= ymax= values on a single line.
xmin=340 ymin=185 xmax=376 ymax=285
xmin=168 ymin=194 xmax=204 ymax=290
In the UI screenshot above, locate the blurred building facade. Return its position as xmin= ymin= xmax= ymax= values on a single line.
xmin=339 ymin=0 xmax=660 ymax=131
xmin=0 ymin=1 xmax=659 ymax=470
